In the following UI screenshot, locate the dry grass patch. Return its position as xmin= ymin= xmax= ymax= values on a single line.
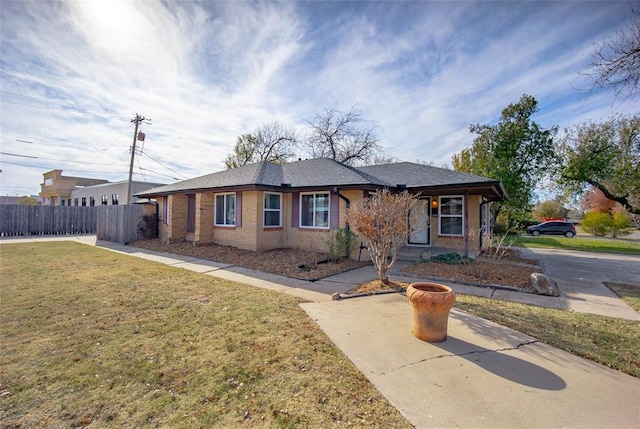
xmin=605 ymin=282 xmax=640 ymax=312
xmin=455 ymin=294 xmax=640 ymax=378
xmin=0 ymin=242 xmax=410 ymax=428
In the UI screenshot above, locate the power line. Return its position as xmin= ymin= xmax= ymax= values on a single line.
xmin=141 ymin=151 xmax=189 ymax=180
xmin=1 ymin=152 xmax=129 ymax=167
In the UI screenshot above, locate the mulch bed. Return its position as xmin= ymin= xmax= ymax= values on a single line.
xmin=128 ymin=239 xmax=370 ymax=281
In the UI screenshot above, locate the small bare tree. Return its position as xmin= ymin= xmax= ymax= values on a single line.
xmin=346 ymin=189 xmax=423 ymax=284
xmin=224 ymin=121 xmax=298 ymax=169
xmin=304 ymin=107 xmax=382 ymax=166
xmin=585 ymin=8 xmax=640 ymax=100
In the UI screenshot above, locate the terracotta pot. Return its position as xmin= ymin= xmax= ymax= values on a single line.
xmin=406 ymin=282 xmax=456 ymax=342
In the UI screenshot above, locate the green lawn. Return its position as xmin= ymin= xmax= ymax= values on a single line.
xmin=508 ymin=234 xmax=640 ymax=255
xmin=0 ymin=242 xmax=411 ymax=429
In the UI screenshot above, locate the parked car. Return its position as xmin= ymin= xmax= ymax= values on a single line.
xmin=526 ymin=221 xmax=576 ymax=238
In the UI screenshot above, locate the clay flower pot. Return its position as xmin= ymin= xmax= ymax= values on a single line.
xmin=406 ymin=282 xmax=456 ymax=342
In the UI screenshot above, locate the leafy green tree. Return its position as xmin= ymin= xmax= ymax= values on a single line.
xmin=533 ymin=199 xmax=568 ymax=220
xmin=612 ymin=211 xmax=633 ymax=237
xmin=558 ymin=115 xmax=639 ymax=215
xmin=17 ymin=196 xmax=38 ymax=205
xmin=452 ymin=94 xmax=558 ymax=227
xmin=224 ymin=121 xmax=297 ymax=169
xmin=582 ymin=211 xmax=614 ymax=236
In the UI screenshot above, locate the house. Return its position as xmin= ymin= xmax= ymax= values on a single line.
xmin=135 ymin=158 xmax=506 ymax=259
xmin=39 ymin=169 xmax=163 ymax=206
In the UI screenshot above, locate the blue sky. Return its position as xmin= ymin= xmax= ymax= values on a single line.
xmin=1 ymin=0 xmax=639 ymax=197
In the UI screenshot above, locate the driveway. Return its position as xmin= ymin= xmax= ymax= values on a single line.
xmin=519 ymin=247 xmax=640 ymax=319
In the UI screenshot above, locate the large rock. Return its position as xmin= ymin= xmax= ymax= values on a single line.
xmin=530 ymin=273 xmax=560 ymax=296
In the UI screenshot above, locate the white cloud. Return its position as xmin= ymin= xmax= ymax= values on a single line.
xmin=1 ymin=0 xmax=637 ymax=197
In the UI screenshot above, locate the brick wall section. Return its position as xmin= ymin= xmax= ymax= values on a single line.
xmin=168 ymin=194 xmax=188 ymax=241
xmin=159 ymin=189 xmax=486 ymax=258
xmin=213 ymin=190 xmax=259 ymax=251
xmin=193 ymin=193 xmax=214 ymax=243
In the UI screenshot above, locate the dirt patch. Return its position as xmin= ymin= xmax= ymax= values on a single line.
xmin=130 ymin=240 xmax=541 ymax=293
xmin=400 ymin=249 xmax=541 ymax=290
xmin=128 ymin=239 xmax=370 ymax=281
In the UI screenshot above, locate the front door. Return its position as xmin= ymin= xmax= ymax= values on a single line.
xmin=409 ymin=197 xmax=430 ymax=245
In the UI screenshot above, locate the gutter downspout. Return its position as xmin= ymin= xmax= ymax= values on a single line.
xmin=333 ymin=187 xmax=355 ymax=259
xmin=333 ymin=187 xmax=351 ymax=230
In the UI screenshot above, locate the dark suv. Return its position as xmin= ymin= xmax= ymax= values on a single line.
xmin=526 ymin=221 xmax=576 ymax=238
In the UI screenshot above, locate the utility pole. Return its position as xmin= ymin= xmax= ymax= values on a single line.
xmin=127 ymin=113 xmax=150 ymax=204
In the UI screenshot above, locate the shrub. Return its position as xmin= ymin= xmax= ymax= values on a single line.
xmin=612 ymin=212 xmax=633 ymax=237
xmin=582 ymin=211 xmax=613 ymax=236
xmin=431 ymin=253 xmax=474 ymax=265
xmin=327 ymin=228 xmax=356 ymax=263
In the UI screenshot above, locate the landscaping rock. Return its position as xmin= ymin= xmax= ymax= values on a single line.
xmin=530 ymin=273 xmax=560 ymax=296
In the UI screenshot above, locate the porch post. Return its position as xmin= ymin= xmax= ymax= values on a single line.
xmin=464 ymin=193 xmax=469 ymax=257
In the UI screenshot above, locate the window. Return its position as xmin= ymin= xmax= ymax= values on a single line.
xmin=439 ymin=196 xmax=463 ymax=236
xmin=61 ymin=200 xmax=65 ymax=206
xmin=81 ymin=197 xmax=86 ymax=206
xmin=112 ymin=193 xmax=119 ymax=205
xmin=263 ymin=192 xmax=282 ymax=227
xmin=215 ymin=193 xmax=235 ymax=226
xmin=89 ymin=196 xmax=95 ymax=207
xmin=300 ymin=192 xmax=329 ymax=228
xmin=101 ymin=195 xmax=108 ymax=205
xmin=74 ymin=198 xmax=79 ymax=206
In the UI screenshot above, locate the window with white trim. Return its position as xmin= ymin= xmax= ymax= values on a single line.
xmin=264 ymin=192 xmax=282 ymax=227
xmin=215 ymin=193 xmax=236 ymax=226
xmin=300 ymin=192 xmax=329 ymax=228
xmin=439 ymin=196 xmax=464 ymax=236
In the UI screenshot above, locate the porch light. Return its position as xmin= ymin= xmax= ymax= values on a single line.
xmin=431 ymin=199 xmax=438 ymax=208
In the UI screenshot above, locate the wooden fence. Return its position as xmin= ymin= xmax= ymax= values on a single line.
xmin=0 ymin=204 xmax=158 ymax=245
xmin=0 ymin=205 xmax=97 ymax=236
xmin=96 ymin=203 xmax=158 ymax=244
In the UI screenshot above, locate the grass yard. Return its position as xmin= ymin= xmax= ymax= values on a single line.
xmin=0 ymin=242 xmax=411 ymax=428
xmin=455 ymin=294 xmax=640 ymax=378
xmin=605 ymin=282 xmax=640 ymax=312
xmin=509 ymin=234 xmax=640 ymax=255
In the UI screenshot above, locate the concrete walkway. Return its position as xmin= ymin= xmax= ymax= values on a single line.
xmin=2 ymin=236 xmax=640 ymax=428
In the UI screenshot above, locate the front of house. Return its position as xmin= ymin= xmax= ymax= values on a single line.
xmin=135 ymin=158 xmax=506 ymax=259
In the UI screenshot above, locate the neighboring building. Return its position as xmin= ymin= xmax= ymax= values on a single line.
xmin=39 ymin=170 xmax=164 ymax=206
xmin=70 ymin=180 xmax=165 ymax=207
xmin=40 ymin=170 xmax=108 ymax=206
xmin=136 ymin=158 xmax=506 ymax=259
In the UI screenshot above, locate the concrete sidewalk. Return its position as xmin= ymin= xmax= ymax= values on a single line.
xmin=301 ymin=294 xmax=640 ymax=428
xmin=3 ymin=236 xmax=640 ymax=428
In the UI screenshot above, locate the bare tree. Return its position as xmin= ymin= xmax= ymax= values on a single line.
xmin=304 ymin=107 xmax=382 ymax=166
xmin=346 ymin=189 xmax=422 ymax=284
xmin=224 ymin=121 xmax=297 ymax=169
xmin=585 ymin=8 xmax=640 ymax=100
